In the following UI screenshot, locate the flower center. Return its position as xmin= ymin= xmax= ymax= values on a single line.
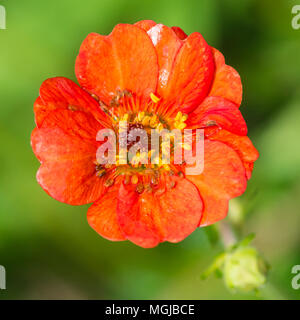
xmin=94 ymin=91 xmax=189 ymax=192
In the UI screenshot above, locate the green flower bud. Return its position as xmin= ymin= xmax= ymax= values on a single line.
xmin=224 ymin=246 xmax=267 ymax=292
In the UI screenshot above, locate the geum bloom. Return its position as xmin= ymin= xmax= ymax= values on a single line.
xmin=31 ymin=20 xmax=259 ymax=248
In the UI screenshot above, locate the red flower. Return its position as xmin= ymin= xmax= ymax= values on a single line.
xmin=31 ymin=21 xmax=259 ymax=248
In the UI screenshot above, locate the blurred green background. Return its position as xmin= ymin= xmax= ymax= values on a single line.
xmin=0 ymin=0 xmax=300 ymax=299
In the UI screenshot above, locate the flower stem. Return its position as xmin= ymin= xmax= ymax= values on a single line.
xmin=218 ymin=220 xmax=237 ymax=248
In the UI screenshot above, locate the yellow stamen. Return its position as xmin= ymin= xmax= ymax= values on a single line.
xmin=156 ymin=123 xmax=164 ymax=132
xmin=150 ymin=93 xmax=160 ymax=104
xmin=175 ymin=111 xmax=182 ymax=121
xmin=142 ymin=115 xmax=151 ymax=126
xmin=163 ymin=164 xmax=171 ymax=171
xmin=177 ymin=122 xmax=187 ymax=130
xmin=150 ymin=115 xmax=158 ymax=128
xmin=181 ymin=114 xmax=188 ymax=122
xmin=174 ymin=121 xmax=179 ymax=128
xmin=174 ymin=111 xmax=188 ymax=129
xmin=138 ymin=111 xmax=145 ymax=121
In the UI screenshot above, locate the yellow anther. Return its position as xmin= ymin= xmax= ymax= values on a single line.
xmin=138 ymin=111 xmax=145 ymax=121
xmin=142 ymin=115 xmax=151 ymax=126
xmin=181 ymin=114 xmax=188 ymax=122
xmin=150 ymin=115 xmax=158 ymax=128
xmin=174 ymin=111 xmax=188 ymax=129
xmin=174 ymin=121 xmax=180 ymax=129
xmin=150 ymin=93 xmax=160 ymax=104
xmin=177 ymin=122 xmax=187 ymax=130
xmin=175 ymin=111 xmax=182 ymax=121
xmin=121 ymin=113 xmax=129 ymax=121
xmin=151 ymin=114 xmax=157 ymax=122
xmin=150 ymin=122 xmax=158 ymax=129
xmin=156 ymin=123 xmax=164 ymax=132
xmin=163 ymin=164 xmax=171 ymax=171
xmin=131 ymin=175 xmax=139 ymax=184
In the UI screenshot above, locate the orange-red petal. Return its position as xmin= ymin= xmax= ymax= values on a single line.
xmin=116 ymin=176 xmax=203 ymax=248
xmin=136 ymin=21 xmax=188 ymax=40
xmin=117 ymin=182 xmax=160 ymax=248
xmin=171 ymin=26 xmax=188 ymax=40
xmin=147 ymin=24 xmax=183 ymax=98
xmin=87 ymin=183 xmax=126 ymax=241
xmin=34 ymin=77 xmax=109 ymax=128
xmin=157 ymin=32 xmax=215 ymax=114
xmin=134 ymin=19 xmax=157 ymax=32
xmin=138 ymin=23 xmax=213 ymax=114
xmin=186 ymin=140 xmax=247 ymax=226
xmin=187 ymin=96 xmax=247 ymax=136
xmin=31 ymin=109 xmax=105 ymax=205
xmin=75 ymin=24 xmax=159 ymax=105
xmin=209 ymin=48 xmax=242 ymax=107
xmin=207 ymin=129 xmax=259 ymax=179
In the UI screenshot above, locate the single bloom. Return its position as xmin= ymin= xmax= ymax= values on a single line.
xmin=31 ymin=20 xmax=259 ymax=248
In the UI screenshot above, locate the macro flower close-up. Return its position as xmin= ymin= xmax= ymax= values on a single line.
xmin=2 ymin=0 xmax=300 ymax=302
xmin=31 ymin=20 xmax=258 ymax=248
